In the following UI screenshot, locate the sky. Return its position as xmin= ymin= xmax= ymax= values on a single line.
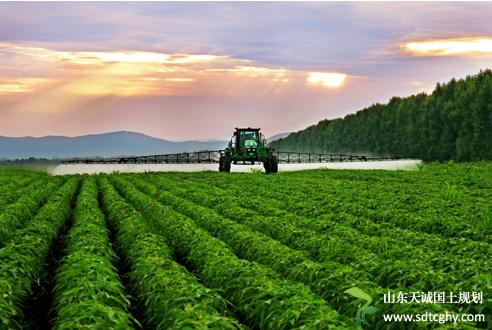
xmin=1 ymin=2 xmax=492 ymax=141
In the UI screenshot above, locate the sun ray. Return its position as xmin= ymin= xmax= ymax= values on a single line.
xmin=0 ymin=43 xmax=295 ymax=98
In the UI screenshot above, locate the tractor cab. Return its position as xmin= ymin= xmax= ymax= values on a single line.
xmin=234 ymin=128 xmax=261 ymax=155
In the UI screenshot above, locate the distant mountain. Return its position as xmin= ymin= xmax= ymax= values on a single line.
xmin=267 ymin=132 xmax=291 ymax=143
xmin=0 ymin=131 xmax=228 ymax=160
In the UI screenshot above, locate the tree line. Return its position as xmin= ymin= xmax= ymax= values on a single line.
xmin=0 ymin=157 xmax=59 ymax=166
xmin=269 ymin=69 xmax=492 ymax=162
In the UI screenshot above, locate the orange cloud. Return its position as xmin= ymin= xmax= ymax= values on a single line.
xmin=307 ymin=72 xmax=347 ymax=87
xmin=403 ymin=38 xmax=492 ymax=56
xmin=0 ymin=42 xmax=350 ymax=118
xmin=0 ymin=43 xmax=299 ymax=98
xmin=0 ymin=78 xmax=54 ymax=94
xmin=0 ymin=43 xmax=352 ymax=100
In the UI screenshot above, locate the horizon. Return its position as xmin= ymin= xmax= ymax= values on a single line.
xmin=1 ymin=2 xmax=492 ymax=141
xmin=0 ymin=129 xmax=289 ymax=142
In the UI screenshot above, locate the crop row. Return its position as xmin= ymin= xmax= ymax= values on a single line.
xmin=122 ymin=175 xmax=476 ymax=329
xmin=109 ymin=175 xmax=361 ymax=330
xmin=51 ymin=176 xmax=137 ymax=329
xmin=97 ymin=175 xmax=244 ymax=329
xmin=0 ymin=177 xmax=65 ymax=246
xmin=0 ymin=176 xmax=80 ymax=328
xmin=139 ymin=174 xmax=491 ymax=298
xmin=168 ymin=175 xmax=491 ymax=327
xmin=0 ymin=174 xmax=38 ymax=213
xmin=0 ymin=168 xmax=47 ymax=187
xmin=187 ymin=171 xmax=492 ymax=243
xmin=175 ymin=172 xmax=492 ymax=265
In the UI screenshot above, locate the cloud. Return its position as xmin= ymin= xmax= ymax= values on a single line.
xmin=307 ymin=73 xmax=347 ymax=88
xmin=0 ymin=42 xmax=351 ymax=104
xmin=1 ymin=2 xmax=492 ymax=142
xmin=404 ymin=38 xmax=492 ymax=56
xmin=0 ymin=77 xmax=56 ymax=95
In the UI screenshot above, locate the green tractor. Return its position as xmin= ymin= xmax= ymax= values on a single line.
xmin=219 ymin=127 xmax=278 ymax=173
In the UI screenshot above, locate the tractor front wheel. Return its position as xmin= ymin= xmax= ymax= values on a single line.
xmin=269 ymin=155 xmax=278 ymax=173
xmin=224 ymin=155 xmax=231 ymax=173
xmin=219 ymin=156 xmax=224 ymax=172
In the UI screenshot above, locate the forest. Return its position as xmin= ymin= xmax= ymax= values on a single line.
xmin=269 ymin=69 xmax=492 ymax=162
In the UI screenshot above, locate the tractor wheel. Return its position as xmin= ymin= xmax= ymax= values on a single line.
xmin=224 ymin=155 xmax=231 ymax=173
xmin=219 ymin=156 xmax=224 ymax=172
xmin=269 ymin=156 xmax=278 ymax=173
xmin=263 ymin=160 xmax=270 ymax=174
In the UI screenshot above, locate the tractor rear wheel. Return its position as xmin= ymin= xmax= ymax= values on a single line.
xmin=224 ymin=155 xmax=231 ymax=173
xmin=269 ymin=155 xmax=278 ymax=173
xmin=263 ymin=160 xmax=270 ymax=174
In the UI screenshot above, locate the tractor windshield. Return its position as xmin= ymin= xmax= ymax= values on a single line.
xmin=237 ymin=130 xmax=258 ymax=153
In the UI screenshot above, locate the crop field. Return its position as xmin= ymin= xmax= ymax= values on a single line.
xmin=0 ymin=162 xmax=491 ymax=330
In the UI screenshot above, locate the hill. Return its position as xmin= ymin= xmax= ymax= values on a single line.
xmin=0 ymin=131 xmax=228 ymax=159
xmin=269 ymin=69 xmax=492 ymax=162
xmin=267 ymin=132 xmax=291 ymax=143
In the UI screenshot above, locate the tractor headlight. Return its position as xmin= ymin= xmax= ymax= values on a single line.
xmin=246 ymin=147 xmax=257 ymax=155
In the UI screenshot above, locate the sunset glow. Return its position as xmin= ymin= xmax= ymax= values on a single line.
xmin=0 ymin=84 xmax=30 ymax=92
xmin=5 ymin=45 xmax=222 ymax=65
xmin=0 ymin=44 xmax=293 ymax=97
xmin=58 ymin=52 xmax=220 ymax=65
xmin=307 ymin=72 xmax=347 ymax=87
xmin=0 ymin=78 xmax=54 ymax=94
xmin=405 ymin=38 xmax=492 ymax=55
xmin=0 ymin=2 xmax=490 ymax=141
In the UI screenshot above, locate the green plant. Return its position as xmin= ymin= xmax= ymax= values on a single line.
xmin=0 ymin=176 xmax=80 ymax=328
xmin=0 ymin=178 xmax=64 ymax=245
xmin=2 ymin=162 xmax=492 ymax=329
xmin=249 ymin=167 xmax=263 ymax=174
xmin=51 ymin=176 xmax=137 ymax=330
xmin=124 ymin=175 xmax=468 ymax=324
xmin=99 ymin=175 xmax=244 ymax=329
xmin=379 ymin=236 xmax=389 ymax=254
xmin=444 ymin=182 xmax=459 ymax=202
xmin=482 ymin=206 xmax=492 ymax=232
xmin=111 ymin=175 xmax=360 ymax=329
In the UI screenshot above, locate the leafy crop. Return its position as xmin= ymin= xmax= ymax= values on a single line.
xmin=126 ymin=174 xmax=484 ymax=328
xmin=110 ymin=175 xmax=360 ymax=329
xmin=0 ymin=162 xmax=490 ymax=329
xmin=51 ymin=176 xmax=137 ymax=330
xmin=0 ymin=177 xmax=65 ymax=246
xmin=98 ymin=175 xmax=244 ymax=329
xmin=0 ymin=176 xmax=80 ymax=328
